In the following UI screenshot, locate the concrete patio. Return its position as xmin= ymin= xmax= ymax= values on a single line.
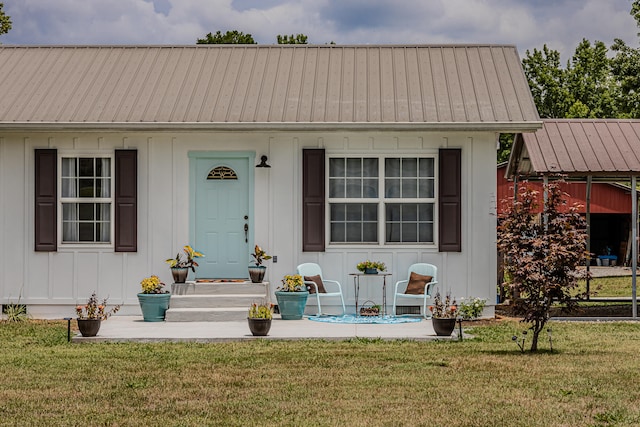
xmin=71 ymin=315 xmax=459 ymax=343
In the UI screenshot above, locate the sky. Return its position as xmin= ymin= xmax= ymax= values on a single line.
xmin=1 ymin=0 xmax=640 ymax=61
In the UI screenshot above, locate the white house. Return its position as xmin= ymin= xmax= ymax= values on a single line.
xmin=0 ymin=45 xmax=541 ymax=318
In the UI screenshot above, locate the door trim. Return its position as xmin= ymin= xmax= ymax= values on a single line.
xmin=188 ymin=151 xmax=256 ymax=275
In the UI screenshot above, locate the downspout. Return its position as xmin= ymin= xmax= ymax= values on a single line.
xmin=586 ymin=176 xmax=592 ymax=300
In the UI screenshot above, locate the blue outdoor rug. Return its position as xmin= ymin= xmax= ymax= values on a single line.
xmin=308 ymin=315 xmax=422 ymax=324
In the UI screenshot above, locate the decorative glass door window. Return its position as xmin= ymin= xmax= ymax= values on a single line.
xmin=328 ymin=156 xmax=435 ymax=245
xmin=60 ymin=157 xmax=112 ymax=243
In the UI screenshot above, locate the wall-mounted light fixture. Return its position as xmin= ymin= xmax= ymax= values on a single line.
xmin=256 ymin=155 xmax=271 ymax=168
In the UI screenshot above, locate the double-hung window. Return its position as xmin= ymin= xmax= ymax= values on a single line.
xmin=328 ymin=156 xmax=436 ymax=245
xmin=60 ymin=156 xmax=113 ymax=244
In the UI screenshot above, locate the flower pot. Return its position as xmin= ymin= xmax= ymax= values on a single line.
xmin=137 ymin=293 xmax=171 ymax=322
xmin=248 ymin=265 xmax=266 ymax=283
xmin=364 ymin=268 xmax=378 ymax=274
xmin=248 ymin=317 xmax=272 ymax=336
xmin=171 ymin=267 xmax=189 ymax=283
xmin=77 ymin=319 xmax=101 ymax=337
xmin=275 ymin=290 xmax=309 ymax=320
xmin=432 ymin=317 xmax=457 ymax=336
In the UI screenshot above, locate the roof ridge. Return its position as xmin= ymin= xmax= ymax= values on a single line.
xmin=0 ymin=43 xmax=519 ymax=49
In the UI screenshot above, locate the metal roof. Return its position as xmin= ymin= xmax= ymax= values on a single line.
xmin=508 ymin=119 xmax=640 ymax=179
xmin=0 ymin=45 xmax=540 ymax=130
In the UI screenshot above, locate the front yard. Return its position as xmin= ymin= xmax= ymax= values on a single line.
xmin=1 ymin=319 xmax=639 ymax=426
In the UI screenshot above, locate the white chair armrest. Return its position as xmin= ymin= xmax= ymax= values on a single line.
xmin=394 ymin=279 xmax=409 ymax=294
xmin=321 ymin=279 xmax=342 ymax=293
xmin=425 ymin=281 xmax=437 ymax=296
xmin=303 ymin=280 xmax=319 ymax=293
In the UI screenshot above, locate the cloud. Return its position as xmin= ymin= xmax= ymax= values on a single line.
xmin=1 ymin=0 xmax=638 ymax=60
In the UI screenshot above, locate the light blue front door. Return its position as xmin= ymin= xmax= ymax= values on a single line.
xmin=190 ymin=153 xmax=254 ymax=279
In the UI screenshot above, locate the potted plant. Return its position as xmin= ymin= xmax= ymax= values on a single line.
xmin=165 ymin=245 xmax=204 ymax=283
xmin=248 ymin=245 xmax=272 ymax=283
xmin=356 ymin=260 xmax=387 ymax=274
xmin=428 ymin=291 xmax=458 ymax=336
xmin=275 ymin=274 xmax=309 ymax=320
xmin=359 ymin=302 xmax=381 ymax=317
xmin=75 ymin=292 xmax=121 ymax=337
xmin=247 ymin=301 xmax=274 ymax=336
xmin=137 ymin=275 xmax=171 ymax=322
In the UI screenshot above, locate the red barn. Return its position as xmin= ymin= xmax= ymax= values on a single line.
xmin=497 ymin=163 xmax=633 ymax=264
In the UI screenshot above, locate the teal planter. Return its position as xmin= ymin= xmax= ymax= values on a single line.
xmin=137 ymin=293 xmax=171 ymax=322
xmin=275 ymin=291 xmax=309 ymax=320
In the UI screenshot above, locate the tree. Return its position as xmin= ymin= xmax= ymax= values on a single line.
xmin=608 ymin=0 xmax=640 ymax=118
xmin=197 ymin=30 xmax=256 ymax=44
xmin=632 ymin=0 xmax=640 ymax=35
xmin=565 ymin=39 xmax=618 ymax=118
xmin=611 ymin=38 xmax=640 ymax=118
xmin=196 ymin=31 xmax=311 ymax=45
xmin=0 ymin=3 xmax=12 ymax=40
xmin=522 ymin=45 xmax=571 ymax=118
xmin=277 ymin=34 xmax=308 ymax=44
xmin=497 ymin=134 xmax=514 ymax=164
xmin=497 ymin=181 xmax=588 ymax=352
xmin=522 ymin=41 xmax=617 ymax=119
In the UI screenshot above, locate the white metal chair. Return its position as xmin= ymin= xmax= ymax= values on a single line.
xmin=392 ymin=263 xmax=438 ymax=318
xmin=296 ymin=263 xmax=346 ymax=316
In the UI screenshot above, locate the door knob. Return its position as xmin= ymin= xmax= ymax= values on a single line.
xmin=244 ymin=223 xmax=249 ymax=243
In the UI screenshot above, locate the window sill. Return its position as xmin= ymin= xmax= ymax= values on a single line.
xmin=56 ymin=244 xmax=115 ymax=252
xmin=326 ymin=243 xmax=438 ymax=250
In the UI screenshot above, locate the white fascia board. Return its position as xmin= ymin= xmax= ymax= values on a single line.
xmin=0 ymin=121 xmax=544 ymax=133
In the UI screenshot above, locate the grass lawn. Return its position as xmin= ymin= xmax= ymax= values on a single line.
xmin=577 ymin=276 xmax=637 ymax=298
xmin=1 ymin=320 xmax=640 ymax=426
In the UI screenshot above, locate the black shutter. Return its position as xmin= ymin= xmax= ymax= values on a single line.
xmin=35 ymin=149 xmax=57 ymax=251
xmin=115 ymin=150 xmax=137 ymax=252
xmin=438 ymin=148 xmax=461 ymax=252
xmin=302 ymin=149 xmax=325 ymax=252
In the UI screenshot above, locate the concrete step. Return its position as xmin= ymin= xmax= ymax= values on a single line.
xmin=165 ymin=307 xmax=249 ymax=322
xmin=169 ymin=294 xmax=267 ymax=308
xmin=171 ymin=282 xmax=268 ymax=295
xmin=166 ymin=281 xmax=270 ymax=321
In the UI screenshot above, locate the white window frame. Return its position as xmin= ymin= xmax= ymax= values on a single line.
xmin=326 ymin=154 xmax=437 ymax=248
xmin=57 ymin=152 xmax=115 ymax=249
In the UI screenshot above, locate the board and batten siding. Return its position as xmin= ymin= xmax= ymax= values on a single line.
xmin=0 ymin=131 xmax=496 ymax=317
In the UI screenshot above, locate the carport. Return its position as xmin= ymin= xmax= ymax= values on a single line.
xmin=506 ymin=119 xmax=640 ymax=318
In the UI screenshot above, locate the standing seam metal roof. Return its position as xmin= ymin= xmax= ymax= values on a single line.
xmin=510 ymin=119 xmax=640 ymax=177
xmin=0 ymin=45 xmax=540 ymax=128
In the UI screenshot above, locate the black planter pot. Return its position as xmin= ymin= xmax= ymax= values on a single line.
xmin=248 ymin=318 xmax=272 ymax=336
xmin=432 ymin=317 xmax=457 ymax=336
xmin=248 ymin=265 xmax=266 ymax=283
xmin=171 ymin=267 xmax=189 ymax=283
xmin=77 ymin=319 xmax=101 ymax=337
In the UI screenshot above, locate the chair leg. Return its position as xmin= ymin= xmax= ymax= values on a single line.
xmin=316 ymin=296 xmax=323 ymax=316
xmin=392 ymin=294 xmax=397 ymax=317
xmin=339 ymin=295 xmax=346 ymax=315
xmin=423 ymin=298 xmax=431 ymax=319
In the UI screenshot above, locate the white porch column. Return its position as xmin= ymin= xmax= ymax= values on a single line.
xmin=632 ymin=176 xmax=637 ymax=318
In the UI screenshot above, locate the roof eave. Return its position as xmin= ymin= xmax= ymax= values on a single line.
xmin=0 ymin=121 xmax=543 ymax=132
xmin=507 ymin=171 xmax=640 ymax=183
